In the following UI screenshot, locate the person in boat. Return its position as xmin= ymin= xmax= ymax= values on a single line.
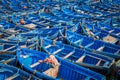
xmin=44 ymin=55 xmax=59 ymax=68
xmin=43 ymin=55 xmax=59 ymax=78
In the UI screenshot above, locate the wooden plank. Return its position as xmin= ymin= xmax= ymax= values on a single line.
xmin=9 ymin=29 xmax=17 ymax=33
xmin=30 ymin=60 xmax=43 ymax=68
xmin=97 ymin=46 xmax=104 ymax=51
xmin=76 ymin=55 xmax=86 ymax=63
xmin=41 ymin=20 xmax=46 ymax=23
xmin=44 ymin=22 xmax=50 ymax=25
xmin=28 ymin=17 xmax=34 ymax=20
xmin=24 ymin=23 xmax=36 ymax=29
xmin=20 ymin=45 xmax=27 ymax=48
xmin=108 ymin=30 xmax=114 ymax=33
xmin=2 ymin=58 xmax=16 ymax=64
xmin=116 ymin=32 xmax=120 ymax=36
xmin=5 ymin=73 xmax=19 ymax=80
xmin=85 ymin=42 xmax=94 ymax=48
xmin=28 ymin=43 xmax=36 ymax=48
xmin=45 ymin=45 xmax=52 ymax=49
xmin=32 ymin=19 xmax=39 ymax=22
xmin=3 ymin=46 xmax=16 ymax=52
xmin=96 ymin=59 xmax=102 ymax=66
xmin=53 ymin=48 xmax=63 ymax=55
xmin=74 ymin=39 xmax=82 ymax=44
xmin=68 ymin=35 xmax=74 ymax=38
xmin=63 ymin=51 xmax=74 ymax=59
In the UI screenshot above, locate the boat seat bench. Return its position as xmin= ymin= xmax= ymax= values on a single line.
xmin=63 ymin=51 xmax=75 ymax=59
xmin=5 ymin=73 xmax=20 ymax=80
xmin=30 ymin=60 xmax=43 ymax=68
xmin=76 ymin=55 xmax=86 ymax=63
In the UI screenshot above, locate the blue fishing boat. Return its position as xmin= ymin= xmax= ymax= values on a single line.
xmin=12 ymin=27 xmax=65 ymax=41
xmin=52 ymin=10 xmax=76 ymax=21
xmin=74 ymin=4 xmax=109 ymax=16
xmin=0 ymin=39 xmax=37 ymax=54
xmin=39 ymin=13 xmax=75 ymax=26
xmin=61 ymin=6 xmax=91 ymax=19
xmin=26 ymin=14 xmax=58 ymax=27
xmin=0 ymin=20 xmax=30 ymax=34
xmin=17 ymin=48 xmax=105 ymax=80
xmin=91 ymin=2 xmax=119 ymax=12
xmin=65 ymin=30 xmax=120 ymax=59
xmin=0 ymin=63 xmax=40 ymax=80
xmin=14 ymin=26 xmax=70 ymax=41
xmin=98 ymin=23 xmax=120 ymax=37
xmin=15 ymin=25 xmax=120 ymax=47
xmin=11 ymin=13 xmax=58 ymax=30
xmin=11 ymin=18 xmax=119 ymax=46
xmin=40 ymin=38 xmax=114 ymax=73
xmin=9 ymin=14 xmax=43 ymax=30
xmin=0 ymin=43 xmax=17 ymax=54
xmin=0 ymin=30 xmax=10 ymax=39
xmin=0 ymin=54 xmax=16 ymax=65
xmin=72 ymin=22 xmax=120 ymax=46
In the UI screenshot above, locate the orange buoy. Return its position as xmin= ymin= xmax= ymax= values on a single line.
xmin=20 ymin=19 xmax=25 ymax=25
